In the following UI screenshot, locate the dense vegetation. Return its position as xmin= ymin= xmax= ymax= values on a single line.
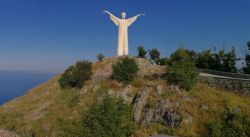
xmin=82 ymin=96 xmax=134 ymax=137
xmin=166 ymin=49 xmax=198 ymax=90
xmin=138 ymin=42 xmax=250 ymax=74
xmin=59 ymin=60 xmax=92 ymax=88
xmin=195 ymin=47 xmax=239 ymax=72
xmin=208 ymin=108 xmax=250 ymax=137
xmin=58 ymin=95 xmax=134 ymax=137
xmin=111 ymin=57 xmax=139 ymax=83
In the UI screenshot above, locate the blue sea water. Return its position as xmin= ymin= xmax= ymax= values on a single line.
xmin=0 ymin=70 xmax=55 ymax=105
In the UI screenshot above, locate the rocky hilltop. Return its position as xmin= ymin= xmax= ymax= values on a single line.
xmin=0 ymin=57 xmax=250 ymax=137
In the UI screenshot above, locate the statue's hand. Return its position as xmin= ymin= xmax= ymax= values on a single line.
xmin=135 ymin=14 xmax=145 ymax=18
xmin=103 ymin=10 xmax=110 ymax=14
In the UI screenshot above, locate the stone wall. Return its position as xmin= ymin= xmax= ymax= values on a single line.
xmin=199 ymin=76 xmax=250 ymax=95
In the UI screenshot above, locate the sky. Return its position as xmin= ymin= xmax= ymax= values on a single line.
xmin=0 ymin=0 xmax=250 ymax=72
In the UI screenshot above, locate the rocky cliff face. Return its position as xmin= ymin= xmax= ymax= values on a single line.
xmin=131 ymin=86 xmax=191 ymax=128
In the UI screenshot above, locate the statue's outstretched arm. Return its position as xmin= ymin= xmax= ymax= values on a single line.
xmin=127 ymin=14 xmax=145 ymax=27
xmin=103 ymin=10 xmax=120 ymax=26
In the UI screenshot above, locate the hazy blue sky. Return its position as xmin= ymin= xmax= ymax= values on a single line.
xmin=0 ymin=0 xmax=249 ymax=72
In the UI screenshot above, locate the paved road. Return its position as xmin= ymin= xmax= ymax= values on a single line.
xmin=199 ymin=73 xmax=250 ymax=81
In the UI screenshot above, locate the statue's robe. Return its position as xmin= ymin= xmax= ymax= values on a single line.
xmin=109 ymin=15 xmax=138 ymax=56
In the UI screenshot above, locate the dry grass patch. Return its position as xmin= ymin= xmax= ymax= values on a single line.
xmin=106 ymin=80 xmax=122 ymax=91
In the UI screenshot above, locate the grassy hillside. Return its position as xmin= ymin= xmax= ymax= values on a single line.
xmin=0 ymin=57 xmax=249 ymax=137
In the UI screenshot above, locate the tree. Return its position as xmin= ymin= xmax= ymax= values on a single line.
xmin=149 ymin=48 xmax=161 ymax=64
xmin=222 ymin=47 xmax=238 ymax=72
xmin=196 ymin=47 xmax=239 ymax=72
xmin=137 ymin=46 xmax=147 ymax=58
xmin=97 ymin=54 xmax=105 ymax=61
xmin=111 ymin=57 xmax=139 ymax=83
xmin=188 ymin=50 xmax=199 ymax=63
xmin=210 ymin=51 xmax=223 ymax=71
xmin=59 ymin=60 xmax=92 ymax=88
xmin=243 ymin=42 xmax=250 ymax=74
xmin=166 ymin=48 xmax=198 ymax=91
xmin=158 ymin=57 xmax=169 ymax=66
xmin=167 ymin=48 xmax=194 ymax=65
xmin=196 ymin=49 xmax=213 ymax=69
xmin=196 ymin=49 xmax=224 ymax=70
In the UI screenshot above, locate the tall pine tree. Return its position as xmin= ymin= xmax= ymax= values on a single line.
xmin=243 ymin=41 xmax=250 ymax=74
xmin=223 ymin=47 xmax=238 ymax=72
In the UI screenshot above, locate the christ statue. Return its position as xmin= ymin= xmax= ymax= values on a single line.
xmin=103 ymin=10 xmax=144 ymax=56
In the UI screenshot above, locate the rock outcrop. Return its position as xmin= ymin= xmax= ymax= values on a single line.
xmin=149 ymin=100 xmax=181 ymax=127
xmin=132 ymin=90 xmax=149 ymax=123
xmin=132 ymin=89 xmax=182 ymax=128
xmin=108 ymin=85 xmax=134 ymax=103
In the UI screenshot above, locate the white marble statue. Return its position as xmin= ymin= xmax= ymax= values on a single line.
xmin=103 ymin=10 xmax=144 ymax=56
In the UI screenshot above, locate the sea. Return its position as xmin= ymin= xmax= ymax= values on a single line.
xmin=0 ymin=70 xmax=55 ymax=105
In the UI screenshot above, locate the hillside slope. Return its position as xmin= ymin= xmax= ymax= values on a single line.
xmin=0 ymin=57 xmax=250 ymax=137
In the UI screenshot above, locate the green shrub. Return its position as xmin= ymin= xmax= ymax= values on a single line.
xmin=208 ymin=108 xmax=250 ymax=137
xmin=166 ymin=48 xmax=198 ymax=91
xmin=149 ymin=48 xmax=161 ymax=64
xmin=59 ymin=60 xmax=92 ymax=88
xmin=82 ymin=96 xmax=134 ymax=137
xmin=97 ymin=54 xmax=105 ymax=61
xmin=58 ymin=66 xmax=75 ymax=88
xmin=166 ymin=61 xmax=198 ymax=91
xmin=111 ymin=57 xmax=139 ymax=83
xmin=137 ymin=46 xmax=147 ymax=58
xmin=57 ymin=93 xmax=134 ymax=137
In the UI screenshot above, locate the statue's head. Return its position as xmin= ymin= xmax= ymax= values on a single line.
xmin=121 ymin=12 xmax=126 ymax=19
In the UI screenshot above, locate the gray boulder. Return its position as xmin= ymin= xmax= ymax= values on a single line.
xmin=152 ymin=100 xmax=170 ymax=122
xmin=162 ymin=110 xmax=181 ymax=127
xmin=141 ymin=108 xmax=155 ymax=125
xmin=142 ymin=100 xmax=181 ymax=128
xmin=132 ymin=90 xmax=149 ymax=123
